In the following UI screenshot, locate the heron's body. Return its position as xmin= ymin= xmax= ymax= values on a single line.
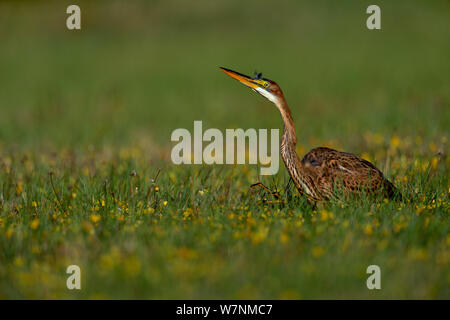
xmin=220 ymin=67 xmax=399 ymax=201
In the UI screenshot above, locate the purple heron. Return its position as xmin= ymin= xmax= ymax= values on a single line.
xmin=220 ymin=67 xmax=399 ymax=201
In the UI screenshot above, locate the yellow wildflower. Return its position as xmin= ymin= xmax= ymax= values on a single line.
xmin=183 ymin=208 xmax=194 ymax=219
xmin=16 ymin=183 xmax=23 ymax=195
xmin=280 ymin=232 xmax=289 ymax=244
xmin=361 ymin=152 xmax=371 ymax=162
xmin=363 ymin=224 xmax=373 ymax=236
xmin=14 ymin=257 xmax=24 ymax=267
xmin=30 ymin=218 xmax=40 ymax=230
xmin=408 ymin=248 xmax=428 ymax=261
xmin=90 ymin=214 xmax=101 ymax=223
xmin=320 ymin=209 xmax=333 ymax=221
xmin=5 ymin=228 xmax=14 ymax=238
xmin=428 ymin=142 xmax=437 ymax=152
xmin=390 ymin=135 xmax=401 ymax=149
xmin=431 ymin=157 xmax=439 ymax=170
xmin=251 ymin=227 xmax=269 ymax=245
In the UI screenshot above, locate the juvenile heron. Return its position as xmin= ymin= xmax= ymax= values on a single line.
xmin=220 ymin=67 xmax=399 ymax=201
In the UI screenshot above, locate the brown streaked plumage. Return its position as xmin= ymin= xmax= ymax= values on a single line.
xmin=220 ymin=67 xmax=399 ymax=201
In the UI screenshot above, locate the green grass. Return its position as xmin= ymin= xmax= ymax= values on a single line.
xmin=0 ymin=0 xmax=449 ymax=299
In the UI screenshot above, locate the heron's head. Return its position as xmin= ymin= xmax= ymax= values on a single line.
xmin=220 ymin=67 xmax=284 ymax=104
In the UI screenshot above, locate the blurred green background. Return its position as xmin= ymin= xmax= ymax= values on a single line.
xmin=0 ymin=0 xmax=449 ymax=300
xmin=0 ymin=0 xmax=448 ymax=152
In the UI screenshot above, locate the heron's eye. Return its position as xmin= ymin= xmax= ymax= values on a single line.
xmin=264 ymin=82 xmax=269 ymax=88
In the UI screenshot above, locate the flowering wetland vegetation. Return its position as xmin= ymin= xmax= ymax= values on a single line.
xmin=0 ymin=1 xmax=449 ymax=299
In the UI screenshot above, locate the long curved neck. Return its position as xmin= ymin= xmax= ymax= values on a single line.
xmin=275 ymin=98 xmax=297 ymax=152
xmin=274 ymin=98 xmax=319 ymax=199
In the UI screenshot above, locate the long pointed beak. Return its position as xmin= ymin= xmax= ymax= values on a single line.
xmin=219 ymin=67 xmax=259 ymax=90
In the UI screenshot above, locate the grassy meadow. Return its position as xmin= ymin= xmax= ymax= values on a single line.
xmin=0 ymin=0 xmax=449 ymax=299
